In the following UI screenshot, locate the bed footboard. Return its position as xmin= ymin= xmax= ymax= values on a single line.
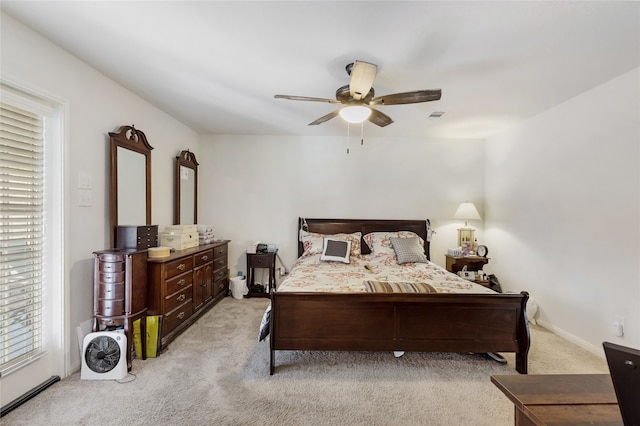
xmin=269 ymin=291 xmax=530 ymax=375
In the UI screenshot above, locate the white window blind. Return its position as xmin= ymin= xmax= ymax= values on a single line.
xmin=0 ymin=102 xmax=45 ymax=374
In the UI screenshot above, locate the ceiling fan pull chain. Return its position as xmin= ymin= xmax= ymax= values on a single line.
xmin=361 ymin=122 xmax=364 ymax=145
xmin=347 ymin=123 xmax=350 ymax=154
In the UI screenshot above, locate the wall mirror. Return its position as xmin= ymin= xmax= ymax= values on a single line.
xmin=109 ymin=125 xmax=153 ymax=246
xmin=175 ymin=150 xmax=198 ymax=225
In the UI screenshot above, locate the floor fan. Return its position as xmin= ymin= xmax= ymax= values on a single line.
xmin=81 ymin=331 xmax=127 ymax=380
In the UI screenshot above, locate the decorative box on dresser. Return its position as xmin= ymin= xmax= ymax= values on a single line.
xmin=92 ymin=249 xmax=148 ymax=371
xmin=146 ymin=240 xmax=230 ymax=350
xmin=115 ymin=225 xmax=158 ymax=250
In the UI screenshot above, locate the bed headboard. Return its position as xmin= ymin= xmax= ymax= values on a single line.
xmin=297 ymin=218 xmax=430 ymax=260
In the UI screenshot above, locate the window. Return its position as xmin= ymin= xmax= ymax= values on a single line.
xmin=0 ymin=101 xmax=46 ymax=373
xmin=0 ymin=84 xmax=63 ymax=399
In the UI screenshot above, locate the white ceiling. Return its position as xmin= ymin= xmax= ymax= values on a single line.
xmin=2 ymin=1 xmax=639 ymax=139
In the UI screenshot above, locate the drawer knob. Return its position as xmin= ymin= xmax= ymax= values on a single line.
xmin=177 ymin=279 xmax=186 ymax=286
xmin=177 ymin=294 xmax=186 ymax=302
xmin=201 ymin=255 xmax=208 ymax=261
xmin=177 ymin=311 xmax=185 ymax=320
xmin=177 ymin=263 xmax=186 ymax=271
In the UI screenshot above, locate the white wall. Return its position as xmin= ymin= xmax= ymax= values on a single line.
xmin=485 ymin=68 xmax=640 ymax=353
xmin=1 ymin=12 xmax=200 ymax=372
xmin=198 ymin=135 xmax=486 ymax=278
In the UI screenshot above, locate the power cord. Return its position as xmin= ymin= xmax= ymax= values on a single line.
xmin=116 ymin=372 xmax=137 ymax=384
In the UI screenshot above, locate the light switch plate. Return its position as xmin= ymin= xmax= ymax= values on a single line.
xmin=78 ymin=172 xmax=92 ymax=189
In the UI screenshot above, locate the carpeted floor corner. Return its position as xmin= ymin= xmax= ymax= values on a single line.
xmin=1 ymin=297 xmax=608 ymax=426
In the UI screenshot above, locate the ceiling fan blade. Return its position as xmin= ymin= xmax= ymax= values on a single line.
xmin=308 ymin=110 xmax=340 ymax=126
xmin=275 ymin=94 xmax=340 ymax=104
xmin=367 ymin=108 xmax=394 ymax=127
xmin=369 ymin=89 xmax=442 ymax=106
xmin=349 ymin=61 xmax=377 ymax=101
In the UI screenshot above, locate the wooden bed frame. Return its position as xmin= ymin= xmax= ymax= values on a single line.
xmin=269 ymin=218 xmax=530 ymax=374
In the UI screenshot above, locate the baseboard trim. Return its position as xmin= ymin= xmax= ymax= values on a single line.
xmin=536 ymin=319 xmax=604 ymax=358
xmin=0 ymin=375 xmax=60 ymax=417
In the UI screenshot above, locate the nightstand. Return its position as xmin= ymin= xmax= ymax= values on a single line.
xmin=246 ymin=252 xmax=276 ymax=298
xmin=445 ymin=254 xmax=490 ymax=287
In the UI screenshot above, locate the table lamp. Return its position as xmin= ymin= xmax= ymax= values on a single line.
xmin=454 ymin=201 xmax=481 ymax=248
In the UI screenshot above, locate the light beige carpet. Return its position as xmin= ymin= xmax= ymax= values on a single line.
xmin=1 ymin=297 xmax=608 ymax=426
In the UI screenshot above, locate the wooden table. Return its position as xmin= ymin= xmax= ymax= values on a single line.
xmin=246 ymin=252 xmax=276 ymax=298
xmin=445 ymin=254 xmax=490 ymax=286
xmin=491 ymin=374 xmax=623 ymax=425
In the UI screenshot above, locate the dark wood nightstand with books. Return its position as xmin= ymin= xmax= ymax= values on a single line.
xmin=246 ymin=252 xmax=276 ymax=298
xmin=445 ymin=254 xmax=490 ymax=287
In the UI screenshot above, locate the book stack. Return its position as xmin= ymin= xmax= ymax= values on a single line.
xmin=197 ymin=224 xmax=215 ymax=244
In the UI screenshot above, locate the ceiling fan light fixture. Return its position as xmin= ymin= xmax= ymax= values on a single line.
xmin=339 ymin=105 xmax=371 ymax=124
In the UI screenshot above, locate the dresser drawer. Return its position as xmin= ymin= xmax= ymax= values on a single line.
xmin=164 ymin=301 xmax=193 ymax=335
xmin=213 ymin=277 xmax=228 ymax=297
xmin=97 ymin=298 xmax=124 ymax=316
xmin=166 ymin=256 xmax=193 ymax=279
xmin=212 ymin=255 xmax=227 ymax=271
xmin=165 ymin=285 xmax=192 ymax=313
xmin=194 ymin=249 xmax=214 ymax=267
xmin=98 ymin=282 xmax=125 ymax=300
xmin=247 ymin=253 xmax=273 ymax=267
xmin=98 ymin=261 xmax=124 ymax=273
xmin=97 ymin=271 xmax=124 ymax=284
xmin=165 ymin=271 xmax=193 ymax=295
xmin=213 ymin=267 xmax=227 ymax=283
xmin=96 ymin=252 xmax=125 ymax=263
xmin=213 ymin=244 xmax=228 ymax=260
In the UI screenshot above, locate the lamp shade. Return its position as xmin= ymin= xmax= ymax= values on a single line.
xmin=339 ymin=105 xmax=371 ymax=123
xmin=454 ymin=202 xmax=481 ymax=221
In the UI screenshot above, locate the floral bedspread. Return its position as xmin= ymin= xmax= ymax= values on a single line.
xmin=276 ymin=253 xmax=495 ymax=294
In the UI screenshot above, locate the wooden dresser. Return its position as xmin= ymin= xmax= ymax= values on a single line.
xmin=146 ymin=240 xmax=230 ymax=350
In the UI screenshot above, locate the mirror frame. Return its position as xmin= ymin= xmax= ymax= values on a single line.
xmin=174 ymin=150 xmax=199 ymax=225
xmin=109 ymin=125 xmax=153 ymax=246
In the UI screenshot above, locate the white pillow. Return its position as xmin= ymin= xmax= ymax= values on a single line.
xmin=320 ymin=238 xmax=351 ymax=263
xmin=299 ymin=230 xmax=361 ymax=257
xmin=363 ymin=231 xmax=424 ymax=256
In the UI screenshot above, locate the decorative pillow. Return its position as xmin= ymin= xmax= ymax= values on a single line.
xmin=258 ymin=304 xmax=271 ymax=342
xmin=299 ymin=230 xmax=361 ymax=257
xmin=299 ymin=230 xmax=324 ymax=256
xmin=363 ymin=231 xmax=424 ymax=256
xmin=320 ymin=238 xmax=351 ymax=263
xmin=390 ymin=237 xmax=428 ymax=264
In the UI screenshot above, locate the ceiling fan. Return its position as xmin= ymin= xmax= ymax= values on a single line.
xmin=274 ymin=60 xmax=442 ymax=127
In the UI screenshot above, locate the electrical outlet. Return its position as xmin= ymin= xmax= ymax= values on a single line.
xmin=78 ymin=189 xmax=92 ymax=207
xmin=613 ymin=316 xmax=625 ymax=337
xmin=279 ymin=267 xmax=286 ymax=277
